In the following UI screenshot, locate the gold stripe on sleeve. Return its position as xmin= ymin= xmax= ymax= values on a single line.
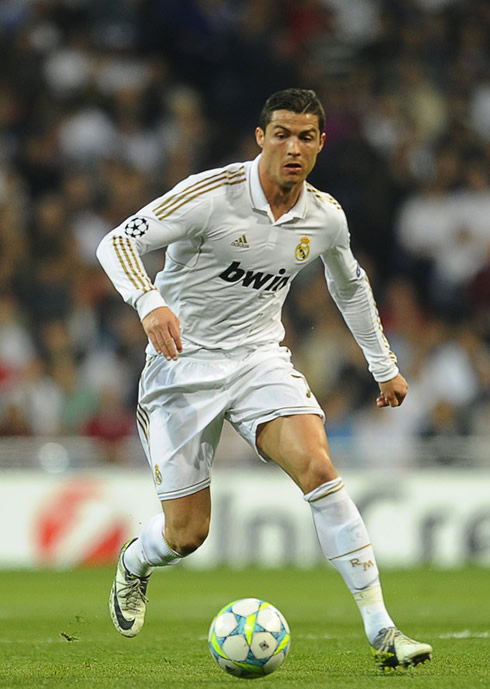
xmin=112 ymin=235 xmax=140 ymax=290
xmin=117 ymin=236 xmax=152 ymax=292
xmin=124 ymin=237 xmax=155 ymax=292
xmin=112 ymin=235 xmax=156 ymax=293
xmin=151 ymin=170 xmax=225 ymax=214
xmin=156 ymin=178 xmax=246 ymax=220
xmin=152 ymin=167 xmax=245 ymax=216
xmin=153 ymin=170 xmax=245 ymax=220
xmin=117 ymin=236 xmax=146 ymax=290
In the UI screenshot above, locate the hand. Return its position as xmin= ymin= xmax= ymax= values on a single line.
xmin=142 ymin=306 xmax=182 ymax=361
xmin=376 ymin=373 xmax=408 ymax=408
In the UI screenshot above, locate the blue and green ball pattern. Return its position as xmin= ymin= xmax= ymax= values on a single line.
xmin=208 ymin=598 xmax=291 ymax=679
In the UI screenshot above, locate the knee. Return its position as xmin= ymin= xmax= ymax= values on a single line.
xmin=297 ymin=450 xmax=338 ymax=495
xmin=173 ymin=532 xmax=208 ymax=557
xmin=165 ymin=518 xmax=210 ymax=556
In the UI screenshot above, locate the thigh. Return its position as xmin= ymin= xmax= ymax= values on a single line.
xmin=227 ymin=345 xmax=325 ymax=461
xmin=256 ymin=414 xmax=338 ymax=493
xmin=138 ymin=355 xmax=228 ymax=501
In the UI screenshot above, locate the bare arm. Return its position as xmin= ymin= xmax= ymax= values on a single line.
xmin=142 ymin=307 xmax=182 ymax=361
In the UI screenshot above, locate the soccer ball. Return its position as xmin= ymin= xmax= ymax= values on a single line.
xmin=208 ymin=598 xmax=291 ymax=679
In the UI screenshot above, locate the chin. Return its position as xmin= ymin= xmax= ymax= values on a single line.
xmin=279 ymin=180 xmax=297 ymax=191
xmin=281 ymin=174 xmax=303 ymax=187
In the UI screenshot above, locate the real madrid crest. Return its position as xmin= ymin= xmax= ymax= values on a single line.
xmin=295 ymin=236 xmax=310 ymax=261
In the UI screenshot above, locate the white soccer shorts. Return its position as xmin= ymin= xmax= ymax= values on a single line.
xmin=136 ymin=344 xmax=324 ymax=501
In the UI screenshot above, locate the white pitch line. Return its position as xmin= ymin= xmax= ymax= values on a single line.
xmin=200 ymin=631 xmax=490 ymax=641
xmin=200 ymin=633 xmax=347 ymax=641
xmin=438 ymin=630 xmax=489 ymax=639
xmin=0 ymin=638 xmax=58 ymax=644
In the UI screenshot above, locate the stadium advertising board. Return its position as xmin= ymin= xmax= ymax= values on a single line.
xmin=0 ymin=469 xmax=488 ymax=569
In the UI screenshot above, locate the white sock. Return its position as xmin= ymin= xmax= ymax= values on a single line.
xmin=353 ymin=585 xmax=394 ymax=644
xmin=123 ymin=513 xmax=182 ymax=577
xmin=305 ymin=477 xmax=394 ymax=643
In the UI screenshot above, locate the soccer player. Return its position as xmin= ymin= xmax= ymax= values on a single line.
xmin=97 ymin=88 xmax=432 ymax=670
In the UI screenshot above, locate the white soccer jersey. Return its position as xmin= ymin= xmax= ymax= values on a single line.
xmin=96 ymin=155 xmax=399 ymax=382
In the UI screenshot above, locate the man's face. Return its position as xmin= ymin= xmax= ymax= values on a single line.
xmin=256 ymin=110 xmax=325 ymax=190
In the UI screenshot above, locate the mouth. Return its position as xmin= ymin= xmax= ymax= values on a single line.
xmin=283 ymin=162 xmax=303 ymax=173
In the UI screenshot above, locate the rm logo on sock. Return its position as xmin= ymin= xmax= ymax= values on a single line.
xmin=350 ymin=557 xmax=375 ymax=572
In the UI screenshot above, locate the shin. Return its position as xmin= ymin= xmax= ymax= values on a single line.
xmin=305 ymin=477 xmax=394 ymax=642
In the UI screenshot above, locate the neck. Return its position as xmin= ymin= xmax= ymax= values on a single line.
xmin=269 ymin=190 xmax=301 ymax=221
xmin=258 ymin=169 xmax=303 ymax=221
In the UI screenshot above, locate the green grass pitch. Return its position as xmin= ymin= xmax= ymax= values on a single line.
xmin=0 ymin=566 xmax=488 ymax=689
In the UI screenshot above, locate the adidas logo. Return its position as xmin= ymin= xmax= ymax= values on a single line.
xmin=231 ymin=234 xmax=249 ymax=248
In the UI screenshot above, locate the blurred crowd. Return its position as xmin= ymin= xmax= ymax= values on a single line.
xmin=0 ymin=0 xmax=488 ymax=464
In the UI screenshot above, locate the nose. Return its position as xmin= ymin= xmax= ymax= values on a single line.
xmin=287 ymin=137 xmax=301 ymax=155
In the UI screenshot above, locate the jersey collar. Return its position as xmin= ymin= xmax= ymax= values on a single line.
xmin=249 ymin=154 xmax=307 ymax=224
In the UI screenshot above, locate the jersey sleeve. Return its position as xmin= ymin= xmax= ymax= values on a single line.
xmin=321 ymin=212 xmax=399 ymax=383
xmin=96 ymin=182 xmax=208 ymax=321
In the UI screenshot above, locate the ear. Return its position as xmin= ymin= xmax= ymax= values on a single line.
xmin=318 ymin=131 xmax=326 ymax=153
xmin=255 ymin=127 xmax=264 ymax=149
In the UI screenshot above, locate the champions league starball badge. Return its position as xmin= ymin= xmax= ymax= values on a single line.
xmin=124 ymin=216 xmax=149 ymax=238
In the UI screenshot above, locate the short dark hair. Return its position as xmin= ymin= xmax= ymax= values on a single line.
xmin=259 ymin=88 xmax=325 ymax=133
